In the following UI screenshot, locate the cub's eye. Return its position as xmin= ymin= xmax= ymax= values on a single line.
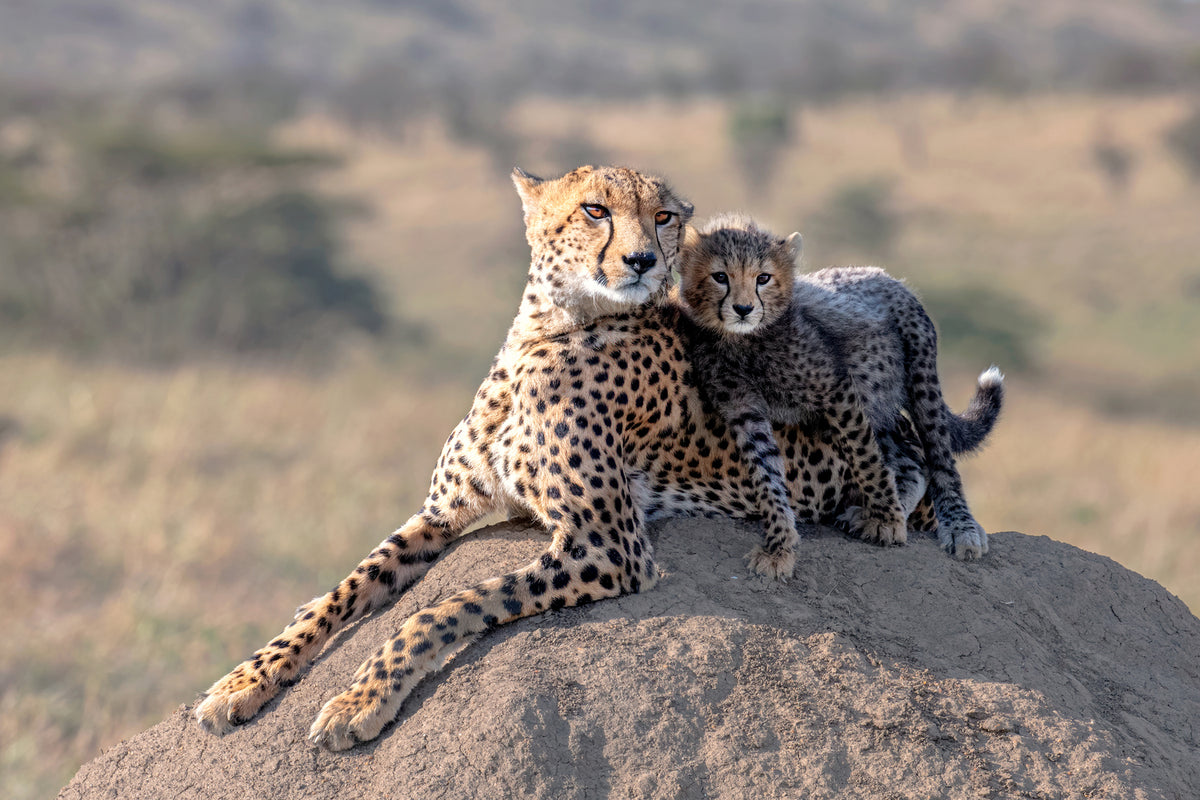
xmin=712 ymin=272 xmax=729 ymax=285
xmin=756 ymin=273 xmax=772 ymax=286
xmin=582 ymin=204 xmax=610 ymax=220
xmin=654 ymin=210 xmax=674 ymax=225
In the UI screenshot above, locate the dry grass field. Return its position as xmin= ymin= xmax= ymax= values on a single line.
xmin=4 ymin=93 xmax=1199 ymax=798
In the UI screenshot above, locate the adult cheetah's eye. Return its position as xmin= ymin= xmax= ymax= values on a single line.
xmin=712 ymin=272 xmax=729 ymax=285
xmin=756 ymin=273 xmax=772 ymax=286
xmin=654 ymin=210 xmax=673 ymax=225
xmin=582 ymin=204 xmax=610 ymax=220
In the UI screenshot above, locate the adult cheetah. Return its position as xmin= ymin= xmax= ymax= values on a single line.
xmin=677 ymin=214 xmax=1003 ymax=563
xmin=195 ymin=166 xmax=957 ymax=751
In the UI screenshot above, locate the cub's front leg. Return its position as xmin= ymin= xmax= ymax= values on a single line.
xmin=724 ymin=400 xmax=800 ymax=580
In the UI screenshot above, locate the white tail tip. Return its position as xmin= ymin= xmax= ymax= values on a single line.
xmin=978 ymin=366 xmax=1005 ymax=387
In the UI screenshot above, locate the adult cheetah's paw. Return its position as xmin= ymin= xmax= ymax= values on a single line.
xmin=941 ymin=519 xmax=988 ymax=560
xmin=194 ymin=665 xmax=279 ymax=735
xmin=309 ymin=686 xmax=399 ymax=751
xmin=293 ymin=595 xmax=322 ymax=621
xmin=746 ymin=545 xmax=796 ymax=581
xmin=839 ymin=506 xmax=907 ymax=546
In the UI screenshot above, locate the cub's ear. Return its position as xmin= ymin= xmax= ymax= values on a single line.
xmin=784 ymin=232 xmax=803 ymax=263
xmin=682 ymin=224 xmax=703 ymax=255
xmin=511 ymin=167 xmax=545 ymax=219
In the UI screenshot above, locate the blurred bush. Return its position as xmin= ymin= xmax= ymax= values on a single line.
xmin=1164 ymin=104 xmax=1200 ymax=182
xmin=921 ymin=284 xmax=1048 ymax=373
xmin=811 ymin=176 xmax=901 ymax=257
xmin=0 ymin=92 xmax=394 ymax=362
xmin=1090 ymin=124 xmax=1137 ymax=197
xmin=728 ymin=100 xmax=794 ymax=195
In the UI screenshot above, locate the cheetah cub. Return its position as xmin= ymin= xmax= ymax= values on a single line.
xmin=677 ymin=214 xmax=1003 ymax=569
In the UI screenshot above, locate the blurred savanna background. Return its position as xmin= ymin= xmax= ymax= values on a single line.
xmin=3 ymin=1 xmax=1200 ymax=796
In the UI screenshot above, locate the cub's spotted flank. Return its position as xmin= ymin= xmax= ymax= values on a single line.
xmin=677 ymin=214 xmax=1002 ymax=564
xmin=194 ymin=167 xmax=955 ymax=751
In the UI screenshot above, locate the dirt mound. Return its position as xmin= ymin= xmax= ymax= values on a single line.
xmin=59 ymin=520 xmax=1200 ymax=800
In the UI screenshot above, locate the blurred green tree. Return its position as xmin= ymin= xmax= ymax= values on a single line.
xmin=811 ymin=176 xmax=900 ymax=256
xmin=728 ymin=100 xmax=794 ymax=196
xmin=1164 ymin=104 xmax=1200 ymax=183
xmin=0 ymin=97 xmax=393 ymax=362
xmin=922 ymin=284 xmax=1048 ymax=373
xmin=1091 ymin=122 xmax=1136 ymax=197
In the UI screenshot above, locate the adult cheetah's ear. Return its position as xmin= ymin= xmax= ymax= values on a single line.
xmin=511 ymin=167 xmax=545 ymax=220
xmin=784 ymin=232 xmax=803 ymax=264
xmin=679 ymin=199 xmax=695 ymax=223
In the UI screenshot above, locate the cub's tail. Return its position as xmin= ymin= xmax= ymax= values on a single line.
xmin=948 ymin=366 xmax=1004 ymax=455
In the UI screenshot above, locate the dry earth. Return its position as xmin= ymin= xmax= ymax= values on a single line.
xmin=59 ymin=520 xmax=1200 ymax=799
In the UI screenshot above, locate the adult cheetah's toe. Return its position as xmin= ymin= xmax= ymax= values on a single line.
xmin=194 ymin=669 xmax=275 ymax=734
xmin=309 ymin=688 xmax=397 ymax=751
xmin=746 ymin=545 xmax=796 ymax=581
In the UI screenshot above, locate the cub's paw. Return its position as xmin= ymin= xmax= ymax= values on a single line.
xmin=839 ymin=506 xmax=908 ymax=546
xmin=309 ymin=686 xmax=398 ymax=751
xmin=941 ymin=518 xmax=988 ymax=560
xmin=746 ymin=544 xmax=796 ymax=581
xmin=195 ymin=666 xmax=278 ymax=735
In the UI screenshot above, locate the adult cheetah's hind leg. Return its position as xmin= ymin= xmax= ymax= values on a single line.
xmin=308 ymin=523 xmax=655 ymax=750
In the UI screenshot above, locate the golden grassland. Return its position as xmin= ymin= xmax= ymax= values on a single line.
xmin=4 ymin=93 xmax=1199 ymax=798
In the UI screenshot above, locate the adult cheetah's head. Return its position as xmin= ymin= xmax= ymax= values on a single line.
xmin=679 ymin=213 xmax=800 ymax=335
xmin=513 ymin=166 xmax=693 ymax=319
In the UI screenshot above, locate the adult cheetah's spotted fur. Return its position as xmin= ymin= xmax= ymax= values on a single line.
xmin=194 ymin=166 xmax=946 ymax=750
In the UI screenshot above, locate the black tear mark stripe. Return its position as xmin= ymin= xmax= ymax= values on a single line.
xmin=653 ymin=216 xmax=677 ymax=268
xmin=716 ymin=283 xmax=732 ymax=323
xmin=596 ymin=214 xmax=614 ymax=268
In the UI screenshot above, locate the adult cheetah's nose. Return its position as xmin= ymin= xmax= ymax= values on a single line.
xmin=732 ymin=304 xmax=754 ymax=318
xmin=622 ymin=252 xmax=657 ymax=275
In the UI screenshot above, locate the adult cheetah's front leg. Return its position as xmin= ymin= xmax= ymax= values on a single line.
xmin=194 ymin=512 xmax=479 ymax=733
xmin=309 ymin=469 xmax=655 ymax=750
xmin=195 ymin=410 xmax=505 ymax=734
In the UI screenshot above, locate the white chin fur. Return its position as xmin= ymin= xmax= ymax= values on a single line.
xmin=725 ymin=318 xmax=761 ymax=334
xmin=589 ymin=277 xmax=659 ymax=306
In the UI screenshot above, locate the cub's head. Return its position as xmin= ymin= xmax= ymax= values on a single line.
xmin=679 ymin=214 xmax=800 ymax=335
xmin=513 ymin=166 xmax=693 ymax=320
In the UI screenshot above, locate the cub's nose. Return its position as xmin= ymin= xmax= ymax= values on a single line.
xmin=732 ymin=304 xmax=754 ymax=319
xmin=622 ymin=252 xmax=657 ymax=275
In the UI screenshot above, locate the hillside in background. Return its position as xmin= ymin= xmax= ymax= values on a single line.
xmin=3 ymin=0 xmax=1200 ymax=99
